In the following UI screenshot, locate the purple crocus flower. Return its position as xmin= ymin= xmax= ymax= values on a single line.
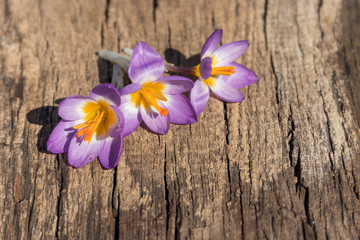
xmin=47 ymin=83 xmax=124 ymax=169
xmin=166 ymin=29 xmax=258 ymax=116
xmin=119 ymin=41 xmax=197 ymax=137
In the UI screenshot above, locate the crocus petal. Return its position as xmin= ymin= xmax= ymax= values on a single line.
xmin=119 ymin=83 xmax=142 ymax=95
xmin=199 ymin=57 xmax=213 ymax=80
xmin=107 ymin=105 xmax=124 ymax=137
xmin=155 ymin=76 xmax=194 ymax=94
xmin=128 ymin=42 xmax=165 ymax=84
xmin=68 ymin=134 xmax=105 ymax=168
xmin=140 ymin=103 xmax=170 ymax=135
xmin=163 ymin=94 xmax=197 ymax=124
xmin=98 ymin=135 xmax=123 ymax=169
xmin=201 ymin=29 xmax=223 ymax=59
xmin=209 ymin=78 xmax=245 ymax=103
xmin=212 ymin=40 xmax=249 ymax=66
xmin=119 ymin=100 xmax=142 ymax=137
xmin=220 ymin=62 xmax=259 ymax=88
xmin=58 ymin=96 xmax=96 ymax=121
xmin=119 ymin=93 xmax=132 ymax=104
xmin=47 ymin=120 xmax=78 ymax=153
xmin=90 ymin=83 xmax=121 ymax=106
xmin=189 ymin=79 xmax=210 ymax=116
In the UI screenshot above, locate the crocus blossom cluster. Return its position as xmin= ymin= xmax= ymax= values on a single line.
xmin=47 ymin=29 xmax=258 ymax=169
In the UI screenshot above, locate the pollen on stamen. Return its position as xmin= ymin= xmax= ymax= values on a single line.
xmin=159 ymin=108 xmax=168 ymax=117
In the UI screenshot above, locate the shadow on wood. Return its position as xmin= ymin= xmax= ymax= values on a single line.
xmin=26 ymin=106 xmax=59 ymax=153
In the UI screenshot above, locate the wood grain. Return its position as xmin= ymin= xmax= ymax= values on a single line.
xmin=1 ymin=0 xmax=359 ymax=239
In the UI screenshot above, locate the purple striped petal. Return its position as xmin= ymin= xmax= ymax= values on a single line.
xmin=140 ymin=103 xmax=170 ymax=135
xmin=163 ymin=94 xmax=197 ymax=124
xmin=119 ymin=100 xmax=142 ymax=137
xmin=58 ymin=96 xmax=96 ymax=121
xmin=107 ymin=105 xmax=124 ymax=137
xmin=119 ymin=83 xmax=142 ymax=95
xmin=190 ymin=79 xmax=210 ymax=116
xmin=128 ymin=42 xmax=165 ymax=84
xmin=209 ymin=78 xmax=245 ymax=103
xmin=212 ymin=40 xmax=249 ymax=66
xmin=199 ymin=57 xmax=213 ymax=80
xmin=47 ymin=120 xmax=78 ymax=153
xmin=90 ymin=83 xmax=121 ymax=106
xmin=155 ymin=76 xmax=194 ymax=94
xmin=98 ymin=135 xmax=123 ymax=169
xmin=68 ymin=134 xmax=105 ymax=168
xmin=220 ymin=62 xmax=258 ymax=88
xmin=201 ymin=29 xmax=223 ymax=59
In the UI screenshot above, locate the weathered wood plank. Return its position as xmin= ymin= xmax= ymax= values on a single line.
xmin=0 ymin=0 xmax=359 ymax=239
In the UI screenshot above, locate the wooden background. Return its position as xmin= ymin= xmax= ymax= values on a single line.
xmin=1 ymin=0 xmax=359 ymax=239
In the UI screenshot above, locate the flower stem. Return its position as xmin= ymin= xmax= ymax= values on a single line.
xmin=98 ymin=50 xmax=131 ymax=71
xmin=165 ymin=64 xmax=196 ymax=74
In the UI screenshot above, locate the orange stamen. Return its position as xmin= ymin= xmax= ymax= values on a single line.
xmin=211 ymin=66 xmax=235 ymax=76
xmin=131 ymin=82 xmax=169 ymax=117
xmin=73 ymin=110 xmax=105 ymax=143
xmin=140 ymin=87 xmax=168 ymax=116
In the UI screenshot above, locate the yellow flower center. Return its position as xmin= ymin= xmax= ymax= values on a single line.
xmin=73 ymin=100 xmax=116 ymax=143
xmin=203 ymin=77 xmax=216 ymax=87
xmin=130 ymin=82 xmax=168 ymax=117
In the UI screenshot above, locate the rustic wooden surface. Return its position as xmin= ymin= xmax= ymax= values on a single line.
xmin=1 ymin=0 xmax=359 ymax=239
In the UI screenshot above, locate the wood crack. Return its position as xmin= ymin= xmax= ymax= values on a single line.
xmin=239 ymin=180 xmax=245 ymax=240
xmin=211 ymin=10 xmax=215 ymax=28
xmin=173 ymin=149 xmax=181 ymax=239
xmin=318 ymin=88 xmax=335 ymax=171
xmin=105 ymin=0 xmax=110 ymax=24
xmin=163 ymin=142 xmax=170 ymax=236
xmin=263 ymin=0 xmax=268 ymax=50
xmin=100 ymin=0 xmax=110 ymax=48
xmin=55 ymin=155 xmax=64 ymax=239
xmin=112 ymin=166 xmax=120 ymax=240
xmin=270 ymin=54 xmax=280 ymax=106
xmin=287 ymin=106 xmax=296 ymax=167
xmin=152 ymin=0 xmax=158 ymax=33
xmin=317 ymin=0 xmax=324 ymax=40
